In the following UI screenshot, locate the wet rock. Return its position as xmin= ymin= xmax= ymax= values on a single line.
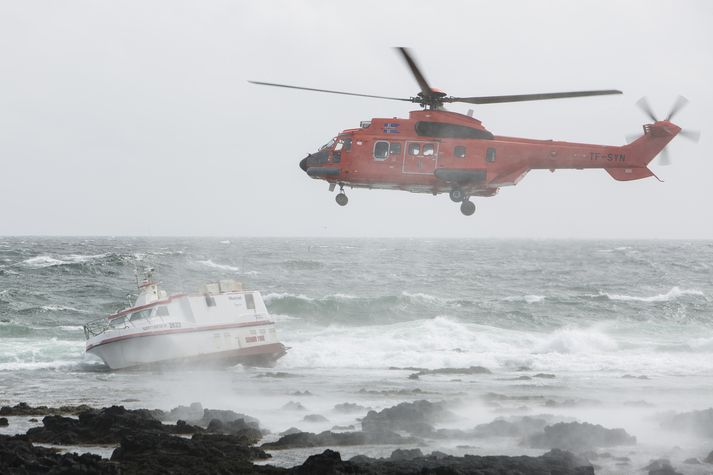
xmin=644 ymin=459 xmax=683 ymax=475
xmin=25 ymin=405 xmax=203 ymax=444
xmin=388 ymin=448 xmax=423 ymax=461
xmin=161 ymin=402 xmax=204 ymax=421
xmin=256 ymin=371 xmax=296 ymax=378
xmin=336 ymin=448 xmax=594 ymax=474
xmin=361 ymin=400 xmax=454 ymax=437
xmin=28 ymin=418 xmax=38 ymax=422
xmin=195 ymin=408 xmax=260 ymax=429
xmin=111 ymin=432 xmax=271 ymax=474
xmin=525 ymin=421 xmax=636 ymax=451
xmin=282 ymin=401 xmax=307 ymax=411
xmin=0 ymin=417 xmax=8 ymax=427
xmin=0 ymin=434 xmax=118 ymax=474
xmin=705 ymin=450 xmax=713 ymax=463
xmin=659 ymin=408 xmax=713 ymax=437
xmin=409 ymin=366 xmax=492 ymax=379
xmin=473 ymin=416 xmax=548 ymax=438
xmin=206 ymin=418 xmax=261 ymax=443
xmin=261 ymin=429 xmax=416 ymax=449
xmin=533 ymin=373 xmax=556 ymax=379
xmin=408 ymin=373 xmax=419 ymax=380
xmin=289 ymin=390 xmax=312 ymax=396
xmin=0 ymin=402 xmax=94 ymax=417
xmin=622 ymin=374 xmax=650 ymax=379
xmin=279 ymin=427 xmax=302 ymax=436
xmin=333 ymin=402 xmax=367 ymax=414
xmin=683 ymin=457 xmax=701 ymax=464
xmin=302 ymin=414 xmax=328 ymax=423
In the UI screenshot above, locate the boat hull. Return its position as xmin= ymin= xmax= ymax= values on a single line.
xmin=86 ymin=323 xmax=285 ymax=370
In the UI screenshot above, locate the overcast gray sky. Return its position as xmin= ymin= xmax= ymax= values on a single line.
xmin=1 ymin=0 xmax=711 ymax=238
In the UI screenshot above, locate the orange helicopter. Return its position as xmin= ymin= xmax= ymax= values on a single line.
xmin=251 ymin=48 xmax=699 ymax=216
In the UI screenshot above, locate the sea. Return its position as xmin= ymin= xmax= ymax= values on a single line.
xmin=1 ymin=237 xmax=712 ymax=473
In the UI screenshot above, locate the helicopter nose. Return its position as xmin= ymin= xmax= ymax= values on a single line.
xmin=299 ymin=156 xmax=309 ymax=172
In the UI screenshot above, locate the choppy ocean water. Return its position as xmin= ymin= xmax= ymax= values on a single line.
xmin=1 ymin=237 xmax=712 ymax=473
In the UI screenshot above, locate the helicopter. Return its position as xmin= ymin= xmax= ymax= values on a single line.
xmin=250 ymin=48 xmax=699 ymax=216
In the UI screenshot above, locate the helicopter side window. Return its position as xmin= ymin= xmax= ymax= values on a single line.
xmin=486 ymin=147 xmax=496 ymax=163
xmin=373 ymin=141 xmax=389 ymax=160
xmin=423 ymin=143 xmax=435 ymax=156
xmin=454 ymin=146 xmax=466 ymax=158
xmin=408 ymin=143 xmax=421 ymax=156
xmin=340 ymin=138 xmax=352 ymax=151
xmin=389 ymin=142 xmax=402 ymax=156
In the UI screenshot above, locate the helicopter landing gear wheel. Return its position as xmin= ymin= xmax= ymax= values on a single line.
xmin=460 ymin=200 xmax=475 ymax=216
xmin=335 ymin=192 xmax=348 ymax=206
xmin=449 ymin=188 xmax=465 ymax=202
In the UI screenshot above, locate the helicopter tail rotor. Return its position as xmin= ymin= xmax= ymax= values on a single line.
xmin=628 ymin=95 xmax=700 ymax=166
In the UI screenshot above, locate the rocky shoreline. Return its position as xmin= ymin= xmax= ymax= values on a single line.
xmin=1 ymin=401 xmax=710 ymax=474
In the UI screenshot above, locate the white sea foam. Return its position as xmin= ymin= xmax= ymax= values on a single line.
xmin=602 ymin=287 xmax=704 ymax=302
xmin=20 ymin=254 xmax=106 ymax=268
xmin=41 ymin=305 xmax=85 ymax=313
xmin=504 ymin=294 xmax=545 ymax=303
xmin=401 ymin=291 xmax=448 ymax=304
xmin=197 ymin=259 xmax=240 ymax=272
xmin=219 ymin=240 xmax=231 ymax=244
xmin=263 ymin=292 xmax=313 ymax=303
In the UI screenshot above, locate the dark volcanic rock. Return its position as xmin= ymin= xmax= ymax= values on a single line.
xmin=262 ymin=430 xmax=416 ymax=449
xmin=525 ymin=421 xmax=636 ymax=451
xmin=645 ymin=458 xmax=683 ymax=475
xmin=361 ymin=400 xmax=454 ymax=437
xmin=111 ymin=432 xmax=274 ymax=474
xmin=195 ymin=408 xmax=260 ymax=429
xmin=0 ymin=434 xmax=119 ymax=474
xmin=291 ymin=448 xmax=595 ymax=475
xmin=0 ymin=417 xmax=8 ymax=427
xmin=282 ymin=401 xmax=307 ymax=411
xmin=659 ymin=408 xmax=713 ymax=437
xmin=0 ymin=402 xmax=94 ymax=417
xmin=533 ymin=373 xmax=556 ymax=379
xmin=25 ymin=405 xmax=203 ymax=444
xmin=408 ymin=366 xmax=491 ymax=379
xmin=206 ymin=418 xmax=262 ymax=443
xmin=473 ymin=416 xmax=548 ymax=438
xmin=302 ymin=414 xmax=328 ymax=423
xmin=161 ymin=402 xmax=204 ymax=422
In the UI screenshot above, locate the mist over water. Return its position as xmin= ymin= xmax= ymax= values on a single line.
xmin=1 ymin=237 xmax=712 ymax=473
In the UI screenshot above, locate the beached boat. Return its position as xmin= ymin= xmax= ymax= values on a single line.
xmin=83 ymin=271 xmax=286 ymax=369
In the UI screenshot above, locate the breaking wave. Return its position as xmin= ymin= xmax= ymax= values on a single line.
xmin=197 ymin=259 xmax=240 ymax=272
xmin=599 ymin=287 xmax=704 ymax=303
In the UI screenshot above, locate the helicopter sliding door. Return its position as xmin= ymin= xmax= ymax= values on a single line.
xmin=402 ymin=141 xmax=438 ymax=175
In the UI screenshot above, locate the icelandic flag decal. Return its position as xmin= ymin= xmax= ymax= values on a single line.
xmin=383 ymin=122 xmax=400 ymax=134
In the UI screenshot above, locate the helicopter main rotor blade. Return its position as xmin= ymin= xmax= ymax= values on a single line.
xmin=395 ymin=47 xmax=433 ymax=98
xmin=248 ymin=81 xmax=412 ymax=102
xmin=448 ymin=90 xmax=623 ymax=105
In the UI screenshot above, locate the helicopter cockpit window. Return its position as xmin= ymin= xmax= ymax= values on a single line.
xmin=319 ymin=138 xmax=336 ymax=151
xmin=454 ymin=146 xmax=466 ymax=158
xmin=334 ymin=138 xmax=352 ymax=153
xmin=408 ymin=143 xmax=421 ymax=156
xmin=423 ymin=143 xmax=435 ymax=156
xmin=374 ymin=141 xmax=389 ymax=160
xmin=389 ymin=142 xmax=402 ymax=156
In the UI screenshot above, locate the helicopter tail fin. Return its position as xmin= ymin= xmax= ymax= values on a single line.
xmin=605 ymin=167 xmax=659 ymax=181
xmin=624 ymin=122 xmax=681 ymax=166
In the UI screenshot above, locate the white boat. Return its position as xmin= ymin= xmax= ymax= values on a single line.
xmin=83 ymin=271 xmax=286 ymax=370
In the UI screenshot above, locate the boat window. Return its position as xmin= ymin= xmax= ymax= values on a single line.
xmin=408 ymin=143 xmax=421 ymax=156
xmin=373 ymin=141 xmax=389 ymax=160
xmin=205 ymin=295 xmax=216 ymax=307
xmin=245 ymin=293 xmax=255 ymax=310
xmin=423 ymin=143 xmax=435 ymax=156
xmin=454 ymin=146 xmax=466 ymax=158
xmin=156 ymin=306 xmax=169 ymax=317
xmin=486 ymin=147 xmax=496 ymax=163
xmin=110 ymin=316 xmax=127 ymax=328
xmin=389 ymin=142 xmax=402 ymax=156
